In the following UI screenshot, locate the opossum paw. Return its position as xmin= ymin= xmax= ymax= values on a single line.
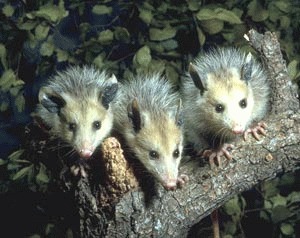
xmin=244 ymin=122 xmax=267 ymax=141
xmin=203 ymin=144 xmax=234 ymax=168
xmin=177 ymin=174 xmax=189 ymax=188
xmin=70 ymin=162 xmax=90 ymax=178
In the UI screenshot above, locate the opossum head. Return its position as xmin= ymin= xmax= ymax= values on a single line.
xmin=126 ymin=99 xmax=183 ymax=190
xmin=38 ymin=75 xmax=118 ymax=159
xmin=189 ymin=53 xmax=255 ymax=139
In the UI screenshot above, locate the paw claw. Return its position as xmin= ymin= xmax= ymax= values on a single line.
xmin=243 ymin=121 xmax=267 ymax=141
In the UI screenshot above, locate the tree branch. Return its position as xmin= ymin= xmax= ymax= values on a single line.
xmin=71 ymin=29 xmax=300 ymax=237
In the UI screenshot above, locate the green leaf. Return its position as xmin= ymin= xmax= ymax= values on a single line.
xmin=247 ymin=0 xmax=269 ymax=22
xmin=149 ymin=27 xmax=177 ymax=41
xmin=160 ymin=39 xmax=178 ymax=51
xmin=56 ymin=49 xmax=69 ymax=62
xmin=12 ymin=165 xmax=34 ymax=181
xmin=279 ymin=16 xmax=290 ymax=28
xmin=36 ymin=163 xmax=50 ymax=184
xmin=139 ymin=9 xmax=153 ymax=25
xmin=274 ymin=1 xmax=290 ymax=13
xmin=223 ymin=196 xmax=241 ymax=216
xmin=133 ymin=45 xmax=151 ymax=67
xmin=262 ymin=179 xmax=279 ymax=198
xmin=200 ymin=19 xmax=224 ymax=35
xmin=188 ymin=1 xmax=200 ymax=11
xmin=15 ymin=94 xmax=25 ymax=112
xmin=214 ymin=8 xmax=242 ymax=24
xmin=8 ymin=149 xmax=24 ymax=161
xmin=98 ymin=30 xmax=114 ymax=44
xmin=287 ymin=191 xmax=300 ymax=204
xmin=270 ymin=194 xmax=287 ymax=207
xmin=17 ymin=20 xmax=38 ymax=31
xmin=0 ymin=159 xmax=7 ymax=166
xmin=92 ymin=5 xmax=112 ymax=15
xmin=0 ymin=44 xmax=8 ymax=69
xmin=196 ymin=26 xmax=206 ymax=46
xmin=2 ymin=5 xmax=14 ymax=17
xmin=35 ymin=24 xmax=50 ymax=40
xmin=280 ymin=223 xmax=294 ymax=235
xmin=114 ymin=27 xmax=130 ymax=43
xmin=271 ymin=205 xmax=291 ymax=223
xmin=223 ymin=221 xmax=237 ymax=235
xmin=40 ymin=41 xmax=55 ymax=56
xmin=196 ymin=8 xmax=242 ymax=24
xmin=93 ymin=54 xmax=104 ymax=68
xmin=0 ymin=69 xmax=17 ymax=92
xmin=287 ymin=60 xmax=299 ymax=79
xmin=27 ymin=1 xmax=68 ymax=23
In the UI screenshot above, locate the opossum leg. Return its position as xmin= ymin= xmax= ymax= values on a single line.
xmin=210 ymin=209 xmax=220 ymax=238
xmin=176 ymin=174 xmax=189 ymax=188
xmin=202 ymin=144 xmax=234 ymax=168
xmin=243 ymin=122 xmax=267 ymax=141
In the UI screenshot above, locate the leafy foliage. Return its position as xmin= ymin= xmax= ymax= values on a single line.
xmin=0 ymin=0 xmax=299 ymax=237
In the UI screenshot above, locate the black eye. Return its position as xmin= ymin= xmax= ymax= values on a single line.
xmin=173 ymin=149 xmax=180 ymax=159
xmin=93 ymin=121 xmax=101 ymax=130
xmin=149 ymin=150 xmax=159 ymax=160
xmin=68 ymin=123 xmax=77 ymax=132
xmin=239 ymin=99 xmax=247 ymax=108
xmin=215 ymin=104 xmax=224 ymax=113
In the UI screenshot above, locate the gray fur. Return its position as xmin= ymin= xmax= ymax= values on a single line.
xmin=113 ymin=73 xmax=181 ymax=130
xmin=113 ymin=73 xmax=184 ymax=189
xmin=33 ymin=65 xmax=118 ymax=158
xmin=181 ymin=47 xmax=270 ymax=149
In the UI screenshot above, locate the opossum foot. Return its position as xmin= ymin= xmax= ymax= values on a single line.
xmin=177 ymin=174 xmax=189 ymax=188
xmin=70 ymin=162 xmax=90 ymax=178
xmin=202 ymin=144 xmax=234 ymax=168
xmin=244 ymin=122 xmax=267 ymax=141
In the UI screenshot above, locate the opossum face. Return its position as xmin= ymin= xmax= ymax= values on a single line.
xmin=57 ymin=96 xmax=114 ymax=158
xmin=204 ymin=68 xmax=255 ymax=136
xmin=127 ymin=100 xmax=183 ymax=190
xmin=38 ymin=78 xmax=118 ymax=159
xmin=133 ymin=116 xmax=183 ymax=190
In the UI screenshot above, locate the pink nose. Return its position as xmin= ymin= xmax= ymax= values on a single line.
xmin=232 ymin=125 xmax=244 ymax=134
xmin=163 ymin=179 xmax=177 ymax=190
xmin=79 ymin=149 xmax=93 ymax=159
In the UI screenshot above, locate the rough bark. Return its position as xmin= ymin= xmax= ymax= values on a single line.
xmin=70 ymin=29 xmax=300 ymax=237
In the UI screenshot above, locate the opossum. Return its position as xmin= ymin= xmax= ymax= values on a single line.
xmin=33 ymin=66 xmax=118 ymax=174
xmin=181 ymin=47 xmax=270 ymax=166
xmin=112 ymin=74 xmax=188 ymax=190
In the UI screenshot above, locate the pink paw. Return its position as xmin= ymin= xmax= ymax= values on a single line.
xmin=177 ymin=174 xmax=189 ymax=188
xmin=202 ymin=143 xmax=234 ymax=168
xmin=244 ymin=122 xmax=267 ymax=141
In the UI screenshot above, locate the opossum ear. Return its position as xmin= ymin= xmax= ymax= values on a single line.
xmin=241 ymin=53 xmax=253 ymax=82
xmin=175 ymin=99 xmax=183 ymax=127
xmin=101 ymin=74 xmax=118 ymax=109
xmin=127 ymin=98 xmax=142 ymax=133
xmin=39 ymin=87 xmax=66 ymax=113
xmin=188 ymin=63 xmax=207 ymax=95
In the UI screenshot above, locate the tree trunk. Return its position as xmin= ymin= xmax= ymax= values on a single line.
xmin=67 ymin=29 xmax=300 ymax=237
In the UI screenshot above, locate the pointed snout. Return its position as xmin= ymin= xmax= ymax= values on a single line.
xmin=232 ymin=124 xmax=245 ymax=135
xmin=79 ymin=148 xmax=94 ymax=159
xmin=78 ymin=141 xmax=95 ymax=159
xmin=162 ymin=179 xmax=178 ymax=190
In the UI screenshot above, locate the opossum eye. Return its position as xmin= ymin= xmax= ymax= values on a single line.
xmin=93 ymin=121 xmax=101 ymax=130
xmin=173 ymin=149 xmax=180 ymax=159
xmin=239 ymin=99 xmax=247 ymax=108
xmin=149 ymin=150 xmax=159 ymax=160
xmin=68 ymin=123 xmax=77 ymax=132
xmin=215 ymin=104 xmax=224 ymax=113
